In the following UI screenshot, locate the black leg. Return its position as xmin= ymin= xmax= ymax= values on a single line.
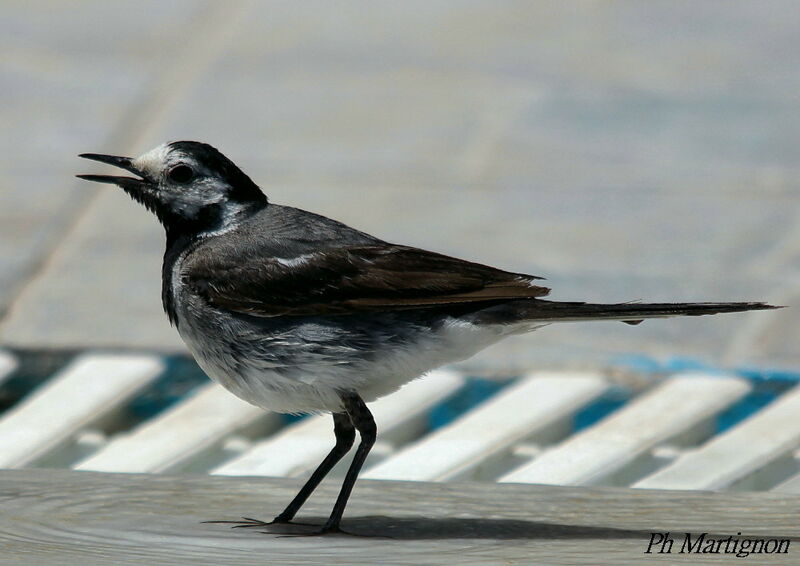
xmin=272 ymin=411 xmax=355 ymax=523
xmin=204 ymin=411 xmax=354 ymax=529
xmin=319 ymin=392 xmax=376 ymax=534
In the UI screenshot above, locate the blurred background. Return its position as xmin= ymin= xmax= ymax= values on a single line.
xmin=1 ymin=0 xmax=797 ymax=374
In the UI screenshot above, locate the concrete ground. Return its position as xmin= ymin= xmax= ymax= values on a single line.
xmin=0 ymin=1 xmax=797 ymax=373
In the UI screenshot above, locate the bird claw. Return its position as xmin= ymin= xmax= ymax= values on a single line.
xmin=203 ymin=516 xmax=317 ymax=529
xmin=205 ymin=517 xmax=392 ymax=538
xmin=273 ymin=524 xmax=351 ymax=538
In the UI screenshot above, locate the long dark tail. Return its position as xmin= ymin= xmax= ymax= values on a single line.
xmin=512 ymin=300 xmax=780 ymax=325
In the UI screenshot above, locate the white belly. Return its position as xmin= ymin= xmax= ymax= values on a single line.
xmin=176 ymin=312 xmax=538 ymax=414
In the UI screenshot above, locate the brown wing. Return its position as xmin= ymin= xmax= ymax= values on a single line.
xmin=184 ymin=244 xmax=550 ymax=316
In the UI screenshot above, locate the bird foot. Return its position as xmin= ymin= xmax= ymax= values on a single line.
xmin=204 ymin=517 xmax=351 ymax=536
xmin=202 ymin=516 xmax=315 ymax=529
xmin=273 ymin=524 xmax=355 ymax=538
xmin=204 ymin=517 xmax=392 ymax=538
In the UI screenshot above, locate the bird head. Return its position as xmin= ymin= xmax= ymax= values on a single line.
xmin=78 ymin=141 xmax=267 ymax=235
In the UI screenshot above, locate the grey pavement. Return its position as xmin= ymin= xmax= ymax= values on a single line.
xmin=1 ymin=1 xmax=798 ymax=373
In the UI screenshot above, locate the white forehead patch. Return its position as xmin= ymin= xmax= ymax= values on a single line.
xmin=132 ymin=143 xmax=173 ymax=178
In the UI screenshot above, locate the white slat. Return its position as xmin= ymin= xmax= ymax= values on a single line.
xmin=363 ymin=372 xmax=609 ymax=481
xmin=0 ymin=350 xmax=17 ymax=386
xmin=74 ymin=383 xmax=280 ymax=473
xmin=636 ymin=384 xmax=800 ymax=490
xmin=500 ymin=373 xmax=751 ymax=486
xmin=0 ymin=353 xmax=164 ymax=468
xmin=773 ymin=468 xmax=800 ymax=494
xmin=212 ymin=369 xmax=464 ymax=476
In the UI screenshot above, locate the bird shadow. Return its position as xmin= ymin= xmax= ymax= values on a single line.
xmin=246 ymin=515 xmax=652 ymax=540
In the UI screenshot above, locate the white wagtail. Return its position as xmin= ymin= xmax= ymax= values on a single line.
xmin=79 ymin=141 xmax=776 ymax=534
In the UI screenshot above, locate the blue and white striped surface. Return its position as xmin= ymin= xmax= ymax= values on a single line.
xmin=0 ymin=349 xmax=799 ymax=493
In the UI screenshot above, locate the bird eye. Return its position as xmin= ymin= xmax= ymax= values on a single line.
xmin=168 ymin=164 xmax=194 ymax=183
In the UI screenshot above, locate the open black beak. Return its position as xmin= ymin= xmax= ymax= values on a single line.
xmin=77 ymin=153 xmax=151 ymax=190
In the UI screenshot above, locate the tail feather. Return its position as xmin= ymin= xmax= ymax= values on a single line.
xmin=511 ymin=300 xmax=781 ymax=324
